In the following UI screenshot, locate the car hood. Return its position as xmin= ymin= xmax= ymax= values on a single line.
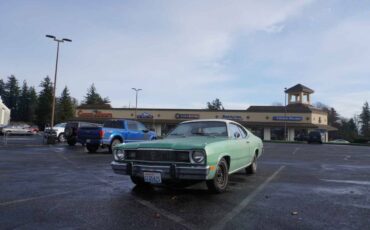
xmin=117 ymin=136 xmax=229 ymax=150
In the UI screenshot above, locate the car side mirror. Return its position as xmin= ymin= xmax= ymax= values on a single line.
xmin=234 ymin=132 xmax=240 ymax=138
xmin=142 ymin=129 xmax=149 ymax=133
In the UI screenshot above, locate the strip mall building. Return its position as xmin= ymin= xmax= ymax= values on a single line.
xmin=75 ymin=84 xmax=336 ymax=142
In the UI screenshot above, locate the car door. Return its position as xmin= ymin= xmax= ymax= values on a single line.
xmin=228 ymin=123 xmax=250 ymax=171
xmin=126 ymin=121 xmax=142 ymax=142
xmin=136 ymin=121 xmax=150 ymax=140
xmin=237 ymin=125 xmax=254 ymax=164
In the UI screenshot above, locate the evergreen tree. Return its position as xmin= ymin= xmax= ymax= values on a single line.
xmin=0 ymin=79 xmax=5 ymax=100
xmin=4 ymin=75 xmax=20 ymax=121
xmin=80 ymin=84 xmax=111 ymax=108
xmin=28 ymin=87 xmax=38 ymax=123
xmin=35 ymin=76 xmax=53 ymax=129
xmin=359 ymin=101 xmax=370 ymax=137
xmin=207 ymin=98 xmax=224 ymax=110
xmin=17 ymin=81 xmax=30 ymax=122
xmin=56 ymin=86 xmax=75 ymax=123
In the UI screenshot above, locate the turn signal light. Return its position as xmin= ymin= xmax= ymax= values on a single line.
xmin=209 ymin=165 xmax=216 ymax=171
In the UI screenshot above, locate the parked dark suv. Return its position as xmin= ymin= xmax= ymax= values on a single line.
xmin=307 ymin=131 xmax=324 ymax=144
xmin=64 ymin=122 xmax=101 ymax=146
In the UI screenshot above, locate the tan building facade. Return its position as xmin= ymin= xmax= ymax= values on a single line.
xmin=74 ymin=84 xmax=336 ymax=141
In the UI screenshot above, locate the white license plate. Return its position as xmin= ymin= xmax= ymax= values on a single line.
xmin=143 ymin=172 xmax=162 ymax=184
xmin=86 ymin=139 xmax=91 ymax=143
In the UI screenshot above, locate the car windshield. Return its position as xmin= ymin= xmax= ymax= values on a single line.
xmin=167 ymin=121 xmax=228 ymax=137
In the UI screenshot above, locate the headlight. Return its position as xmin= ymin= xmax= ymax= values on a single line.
xmin=114 ymin=149 xmax=125 ymax=161
xmin=192 ymin=150 xmax=205 ymax=163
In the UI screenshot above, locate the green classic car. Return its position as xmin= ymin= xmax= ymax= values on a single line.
xmin=111 ymin=119 xmax=263 ymax=193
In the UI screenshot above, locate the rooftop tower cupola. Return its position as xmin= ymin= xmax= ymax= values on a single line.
xmin=285 ymin=84 xmax=314 ymax=105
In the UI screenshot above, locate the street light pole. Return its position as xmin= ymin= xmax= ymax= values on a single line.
xmin=45 ymin=35 xmax=72 ymax=128
xmin=132 ymin=88 xmax=142 ymax=119
xmin=284 ymin=87 xmax=287 ymax=141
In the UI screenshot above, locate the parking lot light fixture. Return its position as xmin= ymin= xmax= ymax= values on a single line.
xmin=132 ymin=88 xmax=142 ymax=119
xmin=45 ymin=34 xmax=72 ymax=127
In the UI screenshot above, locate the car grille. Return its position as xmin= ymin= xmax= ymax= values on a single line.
xmin=125 ymin=150 xmax=190 ymax=163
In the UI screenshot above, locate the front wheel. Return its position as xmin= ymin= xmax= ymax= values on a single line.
xmin=206 ymin=158 xmax=229 ymax=193
xmin=246 ymin=154 xmax=257 ymax=174
xmin=109 ymin=138 xmax=123 ymax=153
xmin=86 ymin=144 xmax=99 ymax=153
xmin=58 ymin=133 xmax=66 ymax=142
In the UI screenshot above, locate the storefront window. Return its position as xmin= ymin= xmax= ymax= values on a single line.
xmin=271 ymin=127 xmax=284 ymax=140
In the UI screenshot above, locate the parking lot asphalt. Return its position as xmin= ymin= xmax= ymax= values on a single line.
xmin=0 ymin=140 xmax=369 ymax=230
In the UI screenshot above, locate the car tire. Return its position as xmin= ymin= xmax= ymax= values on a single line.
xmin=86 ymin=144 xmax=99 ymax=153
xmin=246 ymin=154 xmax=257 ymax=174
xmin=67 ymin=139 xmax=76 ymax=146
xmin=58 ymin=133 xmax=66 ymax=142
xmin=109 ymin=138 xmax=123 ymax=153
xmin=206 ymin=158 xmax=229 ymax=193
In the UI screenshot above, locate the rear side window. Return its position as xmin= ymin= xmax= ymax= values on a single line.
xmin=104 ymin=121 xmax=124 ymax=129
xmin=229 ymin=123 xmax=242 ymax=138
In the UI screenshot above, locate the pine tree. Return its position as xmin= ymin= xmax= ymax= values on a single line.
xmin=207 ymin=98 xmax=224 ymax=110
xmin=80 ymin=84 xmax=111 ymax=108
xmin=56 ymin=86 xmax=75 ymax=123
xmin=359 ymin=101 xmax=370 ymax=138
xmin=36 ymin=76 xmax=53 ymax=129
xmin=0 ymin=79 xmax=5 ymax=100
xmin=28 ymin=87 xmax=38 ymax=123
xmin=4 ymin=75 xmax=20 ymax=121
xmin=18 ymin=81 xmax=30 ymax=122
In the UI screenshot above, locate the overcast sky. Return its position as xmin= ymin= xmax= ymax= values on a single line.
xmin=1 ymin=0 xmax=369 ymax=118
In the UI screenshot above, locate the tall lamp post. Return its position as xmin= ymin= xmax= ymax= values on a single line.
xmin=132 ymin=88 xmax=142 ymax=119
xmin=45 ymin=34 xmax=72 ymax=127
xmin=284 ymin=87 xmax=287 ymax=141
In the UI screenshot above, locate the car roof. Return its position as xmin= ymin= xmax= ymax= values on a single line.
xmin=181 ymin=119 xmax=237 ymax=124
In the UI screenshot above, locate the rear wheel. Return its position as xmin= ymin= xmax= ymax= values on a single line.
xmin=109 ymin=138 xmax=123 ymax=153
xmin=246 ymin=154 xmax=257 ymax=174
xmin=206 ymin=158 xmax=229 ymax=193
xmin=86 ymin=144 xmax=99 ymax=153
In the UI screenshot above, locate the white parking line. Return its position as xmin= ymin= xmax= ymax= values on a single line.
xmin=292 ymin=147 xmax=300 ymax=155
xmin=135 ymin=198 xmax=198 ymax=230
xmin=210 ymin=165 xmax=286 ymax=230
xmin=0 ymin=188 xmax=87 ymax=207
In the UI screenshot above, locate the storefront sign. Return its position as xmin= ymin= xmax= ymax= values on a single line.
xmin=175 ymin=113 xmax=200 ymax=119
xmin=137 ymin=112 xmax=153 ymax=119
xmin=222 ymin=115 xmax=242 ymax=120
xmin=273 ymin=116 xmax=302 ymax=121
xmin=77 ymin=110 xmax=113 ymax=118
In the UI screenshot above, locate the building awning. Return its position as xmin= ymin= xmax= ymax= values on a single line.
xmin=243 ymin=121 xmax=337 ymax=131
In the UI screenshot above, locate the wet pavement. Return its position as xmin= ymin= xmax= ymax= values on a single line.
xmin=0 ymin=141 xmax=369 ymax=229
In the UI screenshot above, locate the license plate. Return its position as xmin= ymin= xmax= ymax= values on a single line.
xmin=86 ymin=139 xmax=91 ymax=143
xmin=143 ymin=172 xmax=162 ymax=184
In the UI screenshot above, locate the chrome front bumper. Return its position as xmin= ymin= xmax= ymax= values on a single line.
xmin=111 ymin=161 xmax=209 ymax=180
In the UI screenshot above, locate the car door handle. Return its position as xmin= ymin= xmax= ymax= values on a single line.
xmin=246 ymin=141 xmax=250 ymax=143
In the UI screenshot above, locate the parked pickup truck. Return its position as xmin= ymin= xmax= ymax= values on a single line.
xmin=77 ymin=119 xmax=157 ymax=153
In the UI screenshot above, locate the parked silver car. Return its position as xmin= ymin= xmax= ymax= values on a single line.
xmin=2 ymin=125 xmax=33 ymax=135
